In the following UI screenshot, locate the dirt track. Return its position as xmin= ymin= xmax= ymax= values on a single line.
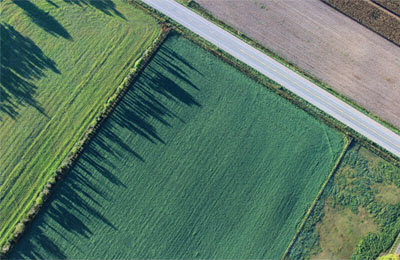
xmin=196 ymin=0 xmax=400 ymax=128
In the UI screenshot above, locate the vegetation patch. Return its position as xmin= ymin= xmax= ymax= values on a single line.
xmin=288 ymin=143 xmax=400 ymax=259
xmin=9 ymin=35 xmax=345 ymax=259
xmin=374 ymin=184 xmax=400 ymax=205
xmin=0 ymin=0 xmax=160 ymax=249
xmin=315 ymin=204 xmax=378 ymax=259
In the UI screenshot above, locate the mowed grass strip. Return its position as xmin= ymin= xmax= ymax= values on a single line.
xmin=10 ymin=35 xmax=345 ymax=259
xmin=0 ymin=0 xmax=160 ymax=246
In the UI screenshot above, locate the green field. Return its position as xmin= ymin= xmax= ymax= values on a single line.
xmin=0 ymin=0 xmax=160 ymax=246
xmin=9 ymin=35 xmax=345 ymax=259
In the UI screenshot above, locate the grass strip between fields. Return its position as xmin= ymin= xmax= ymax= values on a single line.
xmin=133 ymin=0 xmax=400 ymax=167
xmin=281 ymin=136 xmax=352 ymax=259
xmin=0 ymin=25 xmax=169 ymax=257
xmin=174 ymin=0 xmax=400 ymax=137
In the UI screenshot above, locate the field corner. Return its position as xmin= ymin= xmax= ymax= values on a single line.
xmin=281 ymin=135 xmax=352 ymax=260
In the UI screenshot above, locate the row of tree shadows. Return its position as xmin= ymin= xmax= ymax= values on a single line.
xmin=1 ymin=0 xmax=124 ymax=120
xmin=10 ymin=40 xmax=204 ymax=259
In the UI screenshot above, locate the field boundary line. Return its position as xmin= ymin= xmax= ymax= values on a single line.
xmin=0 ymin=26 xmax=170 ymax=258
xmin=280 ymin=135 xmax=352 ymax=259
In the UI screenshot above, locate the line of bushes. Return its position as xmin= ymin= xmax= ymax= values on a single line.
xmin=134 ymin=0 xmax=400 ymax=168
xmin=322 ymin=0 xmax=400 ymax=46
xmin=176 ymin=0 xmax=400 ymax=137
xmin=0 ymin=25 xmax=170 ymax=258
xmin=281 ymin=137 xmax=352 ymax=259
xmin=372 ymin=0 xmax=400 ymax=17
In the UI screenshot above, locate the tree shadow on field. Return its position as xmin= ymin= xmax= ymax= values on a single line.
xmin=62 ymin=0 xmax=126 ymax=19
xmin=9 ymin=152 xmax=119 ymax=259
xmin=8 ymin=39 xmax=203 ymax=259
xmin=0 ymin=23 xmax=60 ymax=120
xmin=13 ymin=0 xmax=72 ymax=40
xmin=45 ymin=0 xmax=60 ymax=8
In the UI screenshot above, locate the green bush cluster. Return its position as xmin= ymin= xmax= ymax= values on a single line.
xmin=353 ymin=221 xmax=400 ymax=260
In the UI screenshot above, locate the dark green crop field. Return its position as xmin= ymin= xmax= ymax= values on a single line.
xmin=10 ymin=35 xmax=345 ymax=259
xmin=0 ymin=0 xmax=160 ymax=246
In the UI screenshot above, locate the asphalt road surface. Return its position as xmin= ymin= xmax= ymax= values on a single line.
xmin=143 ymin=0 xmax=400 ymax=159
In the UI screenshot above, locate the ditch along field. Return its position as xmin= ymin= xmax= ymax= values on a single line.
xmin=0 ymin=0 xmax=160 ymax=248
xmin=288 ymin=142 xmax=400 ymax=260
xmin=195 ymin=0 xmax=400 ymax=128
xmin=9 ymin=35 xmax=345 ymax=259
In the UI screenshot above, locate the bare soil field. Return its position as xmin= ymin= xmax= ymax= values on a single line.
xmin=195 ymin=0 xmax=400 ymax=128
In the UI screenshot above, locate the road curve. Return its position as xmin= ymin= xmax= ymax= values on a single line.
xmin=143 ymin=0 xmax=400 ymax=158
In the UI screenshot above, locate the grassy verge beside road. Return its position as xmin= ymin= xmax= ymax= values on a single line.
xmin=0 ymin=0 xmax=160 ymax=250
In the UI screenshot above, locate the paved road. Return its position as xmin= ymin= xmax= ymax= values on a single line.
xmin=143 ymin=0 xmax=400 ymax=158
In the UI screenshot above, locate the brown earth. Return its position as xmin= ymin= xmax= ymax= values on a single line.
xmin=195 ymin=0 xmax=400 ymax=128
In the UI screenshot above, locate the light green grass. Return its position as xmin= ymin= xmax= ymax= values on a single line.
xmin=9 ymin=35 xmax=345 ymax=259
xmin=0 ymin=0 xmax=160 ymax=246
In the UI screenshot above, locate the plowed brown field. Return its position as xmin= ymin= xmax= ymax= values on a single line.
xmin=196 ymin=0 xmax=400 ymax=128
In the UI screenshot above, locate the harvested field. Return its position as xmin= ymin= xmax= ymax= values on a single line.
xmin=0 ymin=0 xmax=160 ymax=247
xmin=9 ymin=35 xmax=345 ymax=259
xmin=195 ymin=0 xmax=400 ymax=128
xmin=322 ymin=0 xmax=400 ymax=45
